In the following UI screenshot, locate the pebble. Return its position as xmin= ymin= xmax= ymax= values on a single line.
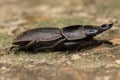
xmin=71 ymin=54 xmax=80 ymax=60
xmin=115 ymin=60 xmax=120 ymax=64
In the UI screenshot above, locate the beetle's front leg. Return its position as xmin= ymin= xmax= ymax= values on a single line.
xmin=97 ymin=40 xmax=112 ymax=45
xmin=76 ymin=39 xmax=104 ymax=51
xmin=63 ymin=39 xmax=103 ymax=51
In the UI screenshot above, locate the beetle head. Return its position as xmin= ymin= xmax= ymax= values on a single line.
xmin=100 ymin=23 xmax=113 ymax=32
xmin=83 ymin=23 xmax=113 ymax=37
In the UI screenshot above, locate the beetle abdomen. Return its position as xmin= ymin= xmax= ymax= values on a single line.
xmin=13 ymin=28 xmax=63 ymax=44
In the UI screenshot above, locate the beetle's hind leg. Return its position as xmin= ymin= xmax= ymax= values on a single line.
xmin=10 ymin=46 xmax=19 ymax=51
xmin=21 ymin=41 xmax=36 ymax=50
xmin=10 ymin=41 xmax=36 ymax=53
xmin=10 ymin=41 xmax=33 ymax=51
xmin=10 ymin=46 xmax=20 ymax=54
xmin=34 ymin=38 xmax=66 ymax=52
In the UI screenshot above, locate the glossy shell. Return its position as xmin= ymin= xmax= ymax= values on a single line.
xmin=62 ymin=25 xmax=86 ymax=40
xmin=13 ymin=28 xmax=62 ymax=45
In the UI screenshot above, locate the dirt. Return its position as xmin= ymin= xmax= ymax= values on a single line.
xmin=0 ymin=0 xmax=120 ymax=80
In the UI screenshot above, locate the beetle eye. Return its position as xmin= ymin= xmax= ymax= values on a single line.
xmin=89 ymin=30 xmax=94 ymax=33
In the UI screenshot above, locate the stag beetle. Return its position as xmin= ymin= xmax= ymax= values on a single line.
xmin=10 ymin=23 xmax=113 ymax=52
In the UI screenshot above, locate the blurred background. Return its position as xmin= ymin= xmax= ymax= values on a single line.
xmin=0 ymin=0 xmax=120 ymax=80
xmin=0 ymin=0 xmax=119 ymax=35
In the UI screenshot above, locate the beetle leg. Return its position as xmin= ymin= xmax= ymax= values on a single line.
xmin=97 ymin=40 xmax=112 ymax=45
xmin=34 ymin=38 xmax=66 ymax=51
xmin=76 ymin=39 xmax=103 ymax=51
xmin=64 ymin=41 xmax=82 ymax=50
xmin=10 ymin=41 xmax=36 ymax=54
xmin=10 ymin=46 xmax=21 ymax=54
xmin=10 ymin=46 xmax=16 ymax=51
xmin=21 ymin=41 xmax=36 ymax=49
xmin=10 ymin=46 xmax=19 ymax=51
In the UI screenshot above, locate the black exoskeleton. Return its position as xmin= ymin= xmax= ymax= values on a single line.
xmin=10 ymin=23 xmax=113 ymax=52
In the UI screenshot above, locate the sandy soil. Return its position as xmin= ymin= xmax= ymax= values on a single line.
xmin=0 ymin=0 xmax=120 ymax=80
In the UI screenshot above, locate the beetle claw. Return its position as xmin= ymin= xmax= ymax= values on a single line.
xmin=10 ymin=46 xmax=17 ymax=51
xmin=10 ymin=46 xmax=20 ymax=54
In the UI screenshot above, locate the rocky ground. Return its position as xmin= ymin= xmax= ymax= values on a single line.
xmin=0 ymin=0 xmax=120 ymax=80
